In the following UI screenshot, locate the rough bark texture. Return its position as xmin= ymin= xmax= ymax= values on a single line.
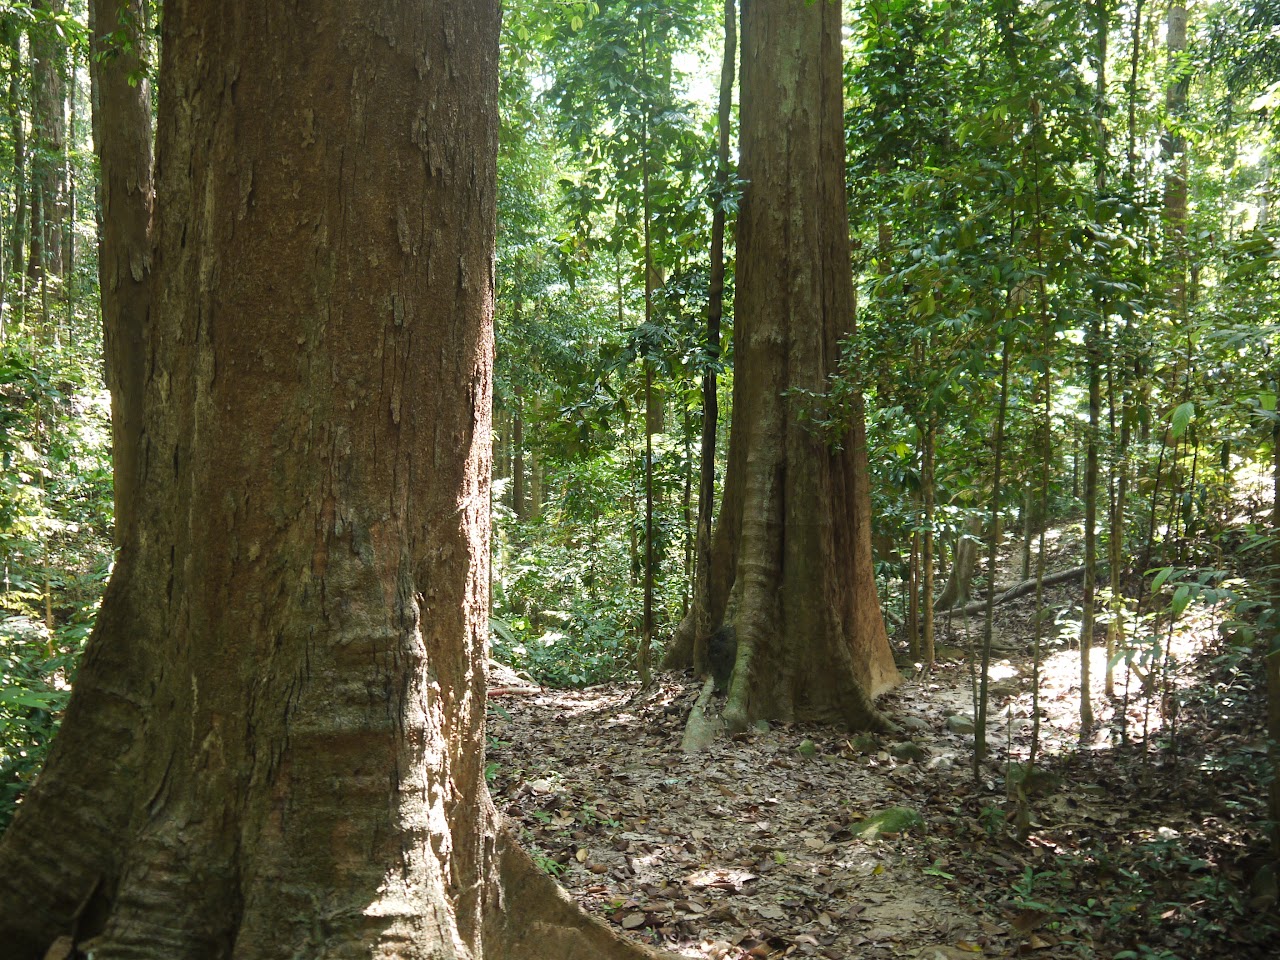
xmin=90 ymin=0 xmax=153 ymax=549
xmin=0 ymin=4 xmax=673 ymax=958
xmin=711 ymin=0 xmax=899 ymax=733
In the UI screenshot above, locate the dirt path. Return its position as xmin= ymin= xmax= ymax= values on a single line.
xmin=490 ymin=675 xmax=988 ymax=959
xmin=488 ymin=585 xmax=1279 ymax=959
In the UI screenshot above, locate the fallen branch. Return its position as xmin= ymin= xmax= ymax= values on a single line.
xmin=941 ymin=564 xmax=1089 ymax=617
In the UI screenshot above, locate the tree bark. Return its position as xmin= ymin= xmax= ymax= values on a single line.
xmin=1080 ymin=0 xmax=1111 ymax=734
xmin=713 ymin=0 xmax=899 ymax=733
xmin=1270 ymin=410 xmax=1280 ymax=860
xmin=0 ymin=4 xmax=674 ymax=958
xmin=4 ymin=15 xmax=27 ymax=284
xmin=90 ymin=0 xmax=153 ymax=550
xmin=921 ymin=415 xmax=936 ymax=666
xmin=935 ymin=515 xmax=982 ymax=611
xmin=1164 ymin=3 xmax=1189 ymax=316
xmin=27 ymin=0 xmax=66 ymax=280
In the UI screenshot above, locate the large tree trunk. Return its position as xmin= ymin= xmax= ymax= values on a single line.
xmin=711 ymin=0 xmax=899 ymax=733
xmin=0 ymin=4 xmax=672 ymax=958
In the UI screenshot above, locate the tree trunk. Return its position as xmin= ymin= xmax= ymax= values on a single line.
xmin=1164 ymin=3 xmax=1189 ymax=315
xmin=1270 ymin=410 xmax=1280 ymax=860
xmin=714 ymin=0 xmax=899 ymax=733
xmin=90 ymin=0 xmax=153 ymax=551
xmin=921 ymin=415 xmax=936 ymax=666
xmin=639 ymin=38 xmax=657 ymax=685
xmin=27 ymin=0 xmax=66 ymax=280
xmin=513 ymin=382 xmax=526 ymax=520
xmin=0 ymin=3 xmax=158 ymax=944
xmin=5 ymin=16 xmax=27 ymax=284
xmin=0 ymin=4 xmax=673 ymax=958
xmin=974 ymin=332 xmax=1012 ymax=769
xmin=935 ymin=515 xmax=982 ymax=611
xmin=1080 ymin=0 xmax=1110 ymax=734
xmin=1020 ymin=483 xmax=1033 ymax=581
xmin=665 ymin=0 xmax=735 ymax=672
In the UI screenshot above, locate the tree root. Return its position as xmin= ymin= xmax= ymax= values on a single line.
xmin=489 ymin=830 xmax=682 ymax=960
xmin=680 ymin=678 xmax=723 ymax=753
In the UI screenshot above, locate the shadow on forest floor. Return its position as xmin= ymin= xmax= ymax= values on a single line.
xmin=488 ymin=580 xmax=1279 ymax=959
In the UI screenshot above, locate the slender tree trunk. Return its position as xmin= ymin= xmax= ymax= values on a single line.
xmin=639 ymin=20 xmax=657 ymax=686
xmin=63 ymin=63 xmax=76 ymax=293
xmin=1019 ymin=484 xmax=1031 ymax=581
xmin=1164 ymin=4 xmax=1189 ymax=315
xmin=1107 ymin=350 xmax=1132 ymax=699
xmin=1030 ymin=335 xmax=1052 ymax=770
xmin=907 ymin=524 xmax=920 ymax=659
xmin=682 ymin=397 xmax=694 ymax=616
xmin=0 ymin=4 xmax=674 ymax=958
xmin=974 ymin=331 xmax=1012 ymax=769
xmin=513 ymin=384 xmax=526 ymax=520
xmin=922 ymin=414 xmax=936 ymax=667
xmin=27 ymin=0 xmax=66 ymax=280
xmin=530 ymin=393 xmax=544 ymax=519
xmin=715 ymin=0 xmax=899 ymax=734
xmin=1270 ymin=412 xmax=1280 ymax=860
xmin=666 ymin=0 xmax=736 ymax=672
xmin=1080 ymin=0 xmax=1111 ymax=734
xmin=5 ymin=17 xmax=27 ymax=285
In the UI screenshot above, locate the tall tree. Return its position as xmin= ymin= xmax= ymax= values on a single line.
xmin=705 ymin=0 xmax=899 ymax=733
xmin=27 ymin=0 xmax=66 ymax=280
xmin=90 ymin=0 xmax=153 ymax=548
xmin=0 ymin=2 xmax=675 ymax=957
xmin=1079 ymin=0 xmax=1112 ymax=734
xmin=4 ymin=13 xmax=27 ymax=287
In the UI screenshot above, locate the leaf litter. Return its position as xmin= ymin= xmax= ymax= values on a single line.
xmin=489 ymin=574 xmax=1280 ymax=958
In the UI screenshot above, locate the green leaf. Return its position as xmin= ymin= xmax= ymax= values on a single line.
xmin=1170 ymin=401 xmax=1194 ymax=439
xmin=1171 ymin=584 xmax=1191 ymax=618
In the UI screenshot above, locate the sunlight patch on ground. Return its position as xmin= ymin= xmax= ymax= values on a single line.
xmin=1001 ymin=597 xmax=1229 ymax=764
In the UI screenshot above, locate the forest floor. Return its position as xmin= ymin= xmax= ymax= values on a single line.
xmin=489 ymin=545 xmax=1280 ymax=958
